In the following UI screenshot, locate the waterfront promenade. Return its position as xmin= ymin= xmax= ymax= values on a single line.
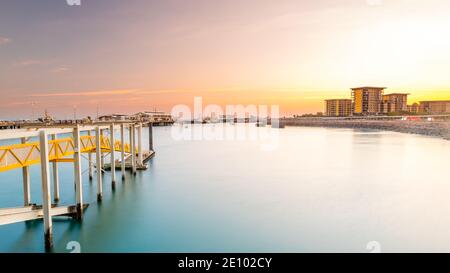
xmin=281 ymin=117 xmax=450 ymax=140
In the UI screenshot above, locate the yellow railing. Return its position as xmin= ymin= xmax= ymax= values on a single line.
xmin=0 ymin=135 xmax=132 ymax=172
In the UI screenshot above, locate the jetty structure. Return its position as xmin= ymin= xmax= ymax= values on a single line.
xmin=0 ymin=121 xmax=155 ymax=250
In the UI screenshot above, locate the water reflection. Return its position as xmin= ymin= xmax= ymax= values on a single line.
xmin=0 ymin=125 xmax=450 ymax=252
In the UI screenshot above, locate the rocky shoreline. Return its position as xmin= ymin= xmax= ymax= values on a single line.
xmin=281 ymin=118 xmax=450 ymax=140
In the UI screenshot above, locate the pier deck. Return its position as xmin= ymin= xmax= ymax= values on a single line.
xmin=103 ymin=150 xmax=155 ymax=170
xmin=0 ymin=204 xmax=89 ymax=225
xmin=0 ymin=122 xmax=156 ymax=250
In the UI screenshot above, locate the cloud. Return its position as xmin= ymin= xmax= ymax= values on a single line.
xmin=30 ymin=88 xmax=204 ymax=98
xmin=51 ymin=67 xmax=70 ymax=73
xmin=31 ymin=89 xmax=139 ymax=97
xmin=13 ymin=59 xmax=48 ymax=67
xmin=0 ymin=36 xmax=11 ymax=45
xmin=29 ymin=87 xmax=255 ymax=101
xmin=13 ymin=59 xmax=71 ymax=72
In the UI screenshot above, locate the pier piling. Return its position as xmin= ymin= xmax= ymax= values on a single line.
xmin=100 ymin=129 xmax=105 ymax=172
xmin=120 ymin=124 xmax=126 ymax=180
xmin=21 ymin=137 xmax=31 ymax=206
xmin=39 ymin=131 xmax=53 ymax=251
xmin=110 ymin=124 xmax=116 ymax=188
xmin=52 ymin=134 xmax=60 ymax=202
xmin=95 ymin=127 xmax=103 ymax=201
xmin=138 ymin=123 xmax=143 ymax=166
xmin=130 ymin=125 xmax=136 ymax=175
xmin=73 ymin=125 xmax=83 ymax=220
xmin=88 ymin=130 xmax=93 ymax=180
xmin=148 ymin=123 xmax=153 ymax=151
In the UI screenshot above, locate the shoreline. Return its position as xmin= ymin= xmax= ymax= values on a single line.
xmin=281 ymin=118 xmax=450 ymax=140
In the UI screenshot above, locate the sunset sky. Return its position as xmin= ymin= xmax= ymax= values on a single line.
xmin=1 ymin=0 xmax=450 ymax=119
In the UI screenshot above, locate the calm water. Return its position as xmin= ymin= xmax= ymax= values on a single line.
xmin=1 ymin=124 xmax=450 ymax=253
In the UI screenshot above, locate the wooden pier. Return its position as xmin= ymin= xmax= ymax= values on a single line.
xmin=103 ymin=150 xmax=155 ymax=171
xmin=0 ymin=122 xmax=155 ymax=251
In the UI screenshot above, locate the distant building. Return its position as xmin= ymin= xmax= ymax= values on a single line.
xmin=134 ymin=111 xmax=174 ymax=123
xmin=351 ymin=87 xmax=385 ymax=115
xmin=379 ymin=101 xmax=396 ymax=114
xmin=98 ymin=114 xmax=130 ymax=121
xmin=381 ymin=93 xmax=409 ymax=113
xmin=407 ymin=103 xmax=419 ymax=113
xmin=98 ymin=112 xmax=174 ymax=125
xmin=419 ymin=100 xmax=450 ymax=114
xmin=325 ymin=99 xmax=352 ymax=117
xmin=37 ymin=110 xmax=55 ymax=124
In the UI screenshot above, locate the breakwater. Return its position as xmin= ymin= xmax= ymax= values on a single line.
xmin=281 ymin=118 xmax=450 ymax=140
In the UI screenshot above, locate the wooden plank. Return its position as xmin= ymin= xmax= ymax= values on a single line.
xmin=0 ymin=204 xmax=89 ymax=226
xmin=103 ymin=150 xmax=154 ymax=170
xmin=0 ymin=128 xmax=73 ymax=141
xmin=0 ymin=206 xmax=35 ymax=216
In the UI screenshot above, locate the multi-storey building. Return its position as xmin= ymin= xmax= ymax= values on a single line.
xmin=381 ymin=93 xmax=409 ymax=113
xmin=419 ymin=101 xmax=450 ymax=114
xmin=325 ymin=99 xmax=352 ymax=117
xmin=407 ymin=103 xmax=419 ymax=113
xmin=351 ymin=87 xmax=385 ymax=115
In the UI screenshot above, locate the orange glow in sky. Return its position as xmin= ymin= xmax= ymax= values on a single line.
xmin=1 ymin=0 xmax=450 ymax=119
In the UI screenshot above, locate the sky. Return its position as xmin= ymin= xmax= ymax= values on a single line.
xmin=1 ymin=0 xmax=450 ymax=120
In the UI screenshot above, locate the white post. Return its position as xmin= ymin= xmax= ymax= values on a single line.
xmin=51 ymin=134 xmax=60 ymax=202
xmin=73 ymin=125 xmax=83 ymax=220
xmin=148 ymin=123 xmax=153 ymax=151
xmin=130 ymin=124 xmax=136 ymax=174
xmin=120 ymin=124 xmax=125 ymax=180
xmin=95 ymin=127 xmax=103 ymax=201
xmin=110 ymin=123 xmax=116 ymax=188
xmin=88 ymin=130 xmax=93 ymax=180
xmin=138 ymin=123 xmax=143 ymax=166
xmin=21 ymin=137 xmax=31 ymax=206
xmin=39 ymin=130 xmax=53 ymax=250
xmin=100 ymin=129 xmax=104 ymax=172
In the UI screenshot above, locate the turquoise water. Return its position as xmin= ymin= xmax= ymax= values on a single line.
xmin=1 ymin=124 xmax=450 ymax=253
